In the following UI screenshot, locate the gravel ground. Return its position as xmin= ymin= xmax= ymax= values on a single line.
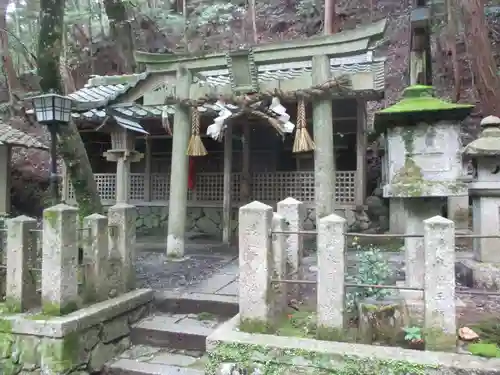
xmin=134 ymin=238 xmax=237 ymax=291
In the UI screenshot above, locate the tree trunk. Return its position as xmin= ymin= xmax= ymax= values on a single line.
xmin=324 ymin=0 xmax=338 ymax=34
xmin=0 ymin=0 xmax=22 ymax=106
xmin=103 ymin=0 xmax=136 ymax=73
xmin=462 ymin=0 xmax=500 ymax=116
xmin=446 ymin=0 xmax=461 ymax=102
xmin=38 ymin=0 xmax=103 ymax=217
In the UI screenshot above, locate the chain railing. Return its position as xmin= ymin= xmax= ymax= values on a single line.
xmin=239 ymin=197 xmax=500 ymax=352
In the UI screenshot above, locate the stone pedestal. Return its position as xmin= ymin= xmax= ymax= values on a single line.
xmin=358 ymin=297 xmax=408 ymax=345
xmin=403 ymin=198 xmax=443 ymax=297
xmin=472 ymin=196 xmax=500 ymax=263
xmin=448 ymin=196 xmax=470 ymax=230
xmin=389 ymin=198 xmax=407 ymax=234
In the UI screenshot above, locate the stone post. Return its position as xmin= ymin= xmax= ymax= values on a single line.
xmin=403 ymin=198 xmax=443 ymax=298
xmin=277 ymin=197 xmax=306 ymax=300
xmin=271 ymin=212 xmax=288 ymax=316
xmin=6 ymin=215 xmax=37 ymax=312
xmin=239 ymin=201 xmax=275 ymax=330
xmin=108 ymin=203 xmax=137 ymax=294
xmin=317 ymin=214 xmax=346 ymax=338
xmin=82 ymin=213 xmax=109 ymax=302
xmin=42 ymin=204 xmax=79 ymax=316
xmin=166 ymin=67 xmax=192 ymax=258
xmin=423 ymin=215 xmax=457 ymax=351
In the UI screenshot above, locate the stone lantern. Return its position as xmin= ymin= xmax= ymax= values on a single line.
xmin=374 ymin=85 xmax=474 ymax=293
xmin=101 ymin=123 xmax=144 ymax=203
xmin=463 ymin=115 xmax=500 ymax=264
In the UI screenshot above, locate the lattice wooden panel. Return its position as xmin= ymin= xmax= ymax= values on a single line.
xmin=335 ymin=171 xmax=356 ymax=203
xmin=67 ymin=173 xmax=116 ymax=201
xmin=129 ymin=174 xmax=145 ymax=201
xmin=151 ymin=174 xmax=169 ymax=201
xmin=194 ymin=173 xmax=224 ymax=201
xmin=67 ymin=171 xmax=356 ymax=204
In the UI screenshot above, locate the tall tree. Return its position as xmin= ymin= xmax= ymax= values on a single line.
xmin=103 ymin=0 xmax=136 ymax=73
xmin=324 ymin=0 xmax=338 ymax=34
xmin=38 ymin=0 xmax=103 ymax=216
xmin=0 ymin=0 xmax=22 ymax=107
xmin=461 ymin=0 xmax=500 ymax=116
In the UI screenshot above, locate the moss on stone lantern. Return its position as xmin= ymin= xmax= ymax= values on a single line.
xmin=374 ymin=85 xmax=474 ymax=134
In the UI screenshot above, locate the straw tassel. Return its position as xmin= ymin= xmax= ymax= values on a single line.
xmin=186 ymin=108 xmax=207 ymax=156
xmin=293 ymin=98 xmax=315 ymax=153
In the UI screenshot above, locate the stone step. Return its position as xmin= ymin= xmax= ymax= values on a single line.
xmin=131 ymin=313 xmax=222 ymax=351
xmin=154 ymin=290 xmax=238 ymax=317
xmin=106 ymin=358 xmax=205 ymax=375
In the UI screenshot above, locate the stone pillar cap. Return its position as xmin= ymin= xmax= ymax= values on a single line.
xmin=480 ymin=115 xmax=500 ymax=127
xmin=463 ymin=116 xmax=500 ymax=157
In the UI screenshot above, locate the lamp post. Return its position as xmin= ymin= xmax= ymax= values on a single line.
xmin=31 ymin=93 xmax=73 ymax=205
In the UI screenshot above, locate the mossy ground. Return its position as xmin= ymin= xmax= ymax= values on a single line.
xmin=467 ymin=320 xmax=500 ymax=357
xmin=240 ymin=308 xmax=415 ymax=349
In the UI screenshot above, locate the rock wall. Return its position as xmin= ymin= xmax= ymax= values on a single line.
xmin=130 ymin=205 xmax=355 ymax=236
xmin=0 ymin=302 xmax=152 ymax=375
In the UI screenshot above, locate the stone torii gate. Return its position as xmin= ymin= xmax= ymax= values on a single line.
xmin=134 ymin=19 xmax=388 ymax=257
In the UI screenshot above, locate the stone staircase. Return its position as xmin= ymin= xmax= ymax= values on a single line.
xmin=105 ymin=292 xmax=238 ymax=375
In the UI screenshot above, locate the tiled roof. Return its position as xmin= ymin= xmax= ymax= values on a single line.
xmin=68 ymin=72 xmax=149 ymax=105
xmin=0 ymin=123 xmax=48 ymax=150
xmin=196 ymin=53 xmax=385 ymax=91
xmin=77 ymin=104 xmax=166 ymax=122
xmin=63 ymin=52 xmax=386 ymax=135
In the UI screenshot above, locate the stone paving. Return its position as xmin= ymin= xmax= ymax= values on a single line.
xmin=135 ymin=235 xmax=238 ymax=291
xmin=114 ymin=344 xmax=207 ymax=374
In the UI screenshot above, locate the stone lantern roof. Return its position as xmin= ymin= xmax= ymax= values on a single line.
xmin=463 ymin=115 xmax=500 ymax=158
xmin=374 ymin=85 xmax=474 ymax=134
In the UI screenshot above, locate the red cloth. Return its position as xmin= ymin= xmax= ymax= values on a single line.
xmin=188 ymin=157 xmax=196 ymax=190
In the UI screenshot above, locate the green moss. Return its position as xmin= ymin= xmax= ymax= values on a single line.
xmin=401 ymin=129 xmax=414 ymax=154
xmin=276 ymin=310 xmax=317 ymax=338
xmin=0 ymin=359 xmax=21 ymax=375
xmin=389 ymin=158 xmax=467 ymax=197
xmin=0 ymin=332 xmax=14 ymax=357
xmin=316 ymin=326 xmax=346 ymax=342
xmin=27 ymin=313 xmax=54 ymax=320
xmin=3 ymin=297 xmax=21 ymax=314
xmin=42 ymin=300 xmax=79 ymax=316
xmin=15 ymin=335 xmax=41 ymax=367
xmin=43 ymin=209 xmax=59 ymax=228
xmin=40 ymin=333 xmax=80 ymax=373
xmin=468 ymin=343 xmax=500 ymax=358
xmin=166 ymin=252 xmax=182 ymax=259
xmin=0 ymin=316 xmax=13 ymax=333
xmin=239 ymin=318 xmax=273 ymax=334
xmin=378 ymin=86 xmax=474 ymax=114
xmin=197 ymin=312 xmax=216 ymax=321
xmin=424 ymin=329 xmax=456 ymax=352
xmin=206 ymin=342 xmax=436 ymax=375
xmin=471 ymin=320 xmax=500 ymax=345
